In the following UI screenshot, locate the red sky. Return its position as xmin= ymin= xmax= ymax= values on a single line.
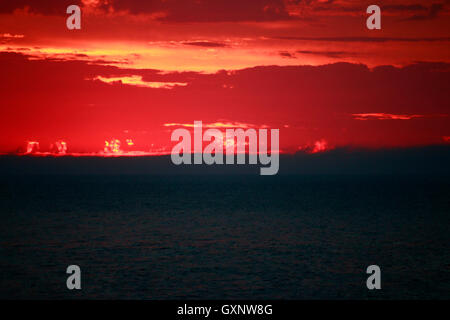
xmin=0 ymin=0 xmax=449 ymax=154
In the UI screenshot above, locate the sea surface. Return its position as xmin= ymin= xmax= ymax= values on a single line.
xmin=0 ymin=174 xmax=449 ymax=299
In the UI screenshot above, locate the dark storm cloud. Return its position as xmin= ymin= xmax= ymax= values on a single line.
xmin=107 ymin=0 xmax=291 ymax=22
xmin=1 ymin=0 xmax=291 ymax=21
xmin=1 ymin=145 xmax=450 ymax=175
xmin=405 ymin=3 xmax=446 ymax=20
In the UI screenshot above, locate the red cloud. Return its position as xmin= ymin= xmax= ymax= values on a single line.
xmin=0 ymin=0 xmax=82 ymax=15
xmin=164 ymin=121 xmax=268 ymax=129
xmin=1 ymin=52 xmax=449 ymax=153
xmin=352 ymin=113 xmax=424 ymax=120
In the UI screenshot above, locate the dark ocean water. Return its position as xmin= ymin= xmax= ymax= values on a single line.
xmin=0 ymin=174 xmax=449 ymax=299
